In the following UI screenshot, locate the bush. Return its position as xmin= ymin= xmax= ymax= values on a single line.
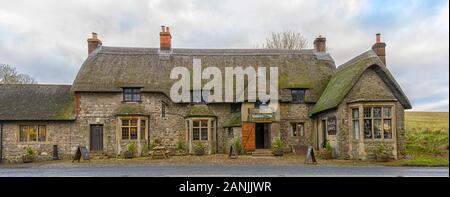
xmin=127 ymin=143 xmax=137 ymax=153
xmin=194 ymin=142 xmax=205 ymax=156
xmin=176 ymin=139 xmax=186 ymax=151
xmin=25 ymin=146 xmax=34 ymax=156
xmin=272 ymin=137 xmax=284 ymax=156
xmin=318 ymin=141 xmax=332 ymax=160
xmin=375 ymin=143 xmax=390 ymax=162
xmin=406 ymin=129 xmax=449 ymax=155
xmin=234 ymin=138 xmax=242 ymax=155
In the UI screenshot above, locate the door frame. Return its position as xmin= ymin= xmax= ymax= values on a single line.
xmin=89 ymin=124 xmax=104 ymax=152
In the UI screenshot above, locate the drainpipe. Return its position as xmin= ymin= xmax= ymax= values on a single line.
xmin=0 ymin=121 xmax=3 ymax=163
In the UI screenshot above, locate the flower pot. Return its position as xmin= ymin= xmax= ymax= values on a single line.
xmin=194 ymin=148 xmax=205 ymax=156
xmin=320 ymin=151 xmax=332 ymax=160
xmin=272 ymin=149 xmax=284 ymax=156
xmin=123 ymin=151 xmax=135 ymax=159
xmin=376 ymin=153 xmax=390 ymax=162
xmin=22 ymin=155 xmax=34 ymax=163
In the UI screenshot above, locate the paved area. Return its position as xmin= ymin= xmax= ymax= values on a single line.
xmin=0 ymin=165 xmax=448 ymax=177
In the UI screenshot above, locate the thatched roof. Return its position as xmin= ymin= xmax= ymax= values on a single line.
xmin=186 ymin=104 xmax=216 ymax=117
xmin=114 ymin=103 xmax=149 ymax=116
xmin=222 ymin=112 xmax=242 ymax=128
xmin=0 ymin=84 xmax=75 ymax=121
xmin=311 ymin=50 xmax=412 ymax=115
xmin=72 ymin=47 xmax=336 ymax=103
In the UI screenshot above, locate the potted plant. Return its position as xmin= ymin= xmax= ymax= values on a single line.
xmin=375 ymin=143 xmax=390 ymax=162
xmin=194 ymin=141 xmax=205 ymax=156
xmin=319 ymin=141 xmax=332 ymax=160
xmin=22 ymin=147 xmax=34 ymax=163
xmin=272 ymin=137 xmax=284 ymax=156
xmin=123 ymin=143 xmax=136 ymax=159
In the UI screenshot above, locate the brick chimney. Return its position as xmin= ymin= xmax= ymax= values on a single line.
xmin=160 ymin=26 xmax=172 ymax=51
xmin=314 ymin=36 xmax=326 ymax=53
xmin=87 ymin=32 xmax=102 ymax=55
xmin=372 ymin=33 xmax=386 ymax=66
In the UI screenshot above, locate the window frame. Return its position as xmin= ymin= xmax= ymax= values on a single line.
xmin=291 ymin=122 xmax=305 ymax=137
xmin=192 ymin=119 xmax=209 ymax=141
xmin=119 ymin=116 xmax=148 ymax=141
xmin=18 ymin=124 xmax=47 ymax=143
xmin=290 ymin=89 xmax=306 ymax=103
xmin=349 ymin=104 xmax=395 ymax=141
xmin=122 ymin=88 xmax=142 ymax=102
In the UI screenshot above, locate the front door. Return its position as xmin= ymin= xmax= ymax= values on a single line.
xmin=321 ymin=120 xmax=327 ymax=148
xmin=255 ymin=123 xmax=270 ymax=149
xmin=90 ymin=124 xmax=103 ymax=151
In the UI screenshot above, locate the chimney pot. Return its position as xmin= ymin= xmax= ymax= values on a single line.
xmin=87 ymin=32 xmax=102 ymax=55
xmin=372 ymin=33 xmax=386 ymax=66
xmin=376 ymin=33 xmax=381 ymax=43
xmin=314 ymin=36 xmax=326 ymax=53
xmin=160 ymin=25 xmax=172 ymax=51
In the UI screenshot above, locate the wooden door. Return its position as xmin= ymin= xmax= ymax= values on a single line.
xmin=242 ymin=122 xmax=255 ymax=151
xmin=90 ymin=124 xmax=103 ymax=151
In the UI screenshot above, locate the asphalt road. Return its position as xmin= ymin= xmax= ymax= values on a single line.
xmin=0 ymin=165 xmax=448 ymax=177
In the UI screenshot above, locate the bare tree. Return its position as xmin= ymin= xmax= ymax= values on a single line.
xmin=263 ymin=30 xmax=308 ymax=50
xmin=0 ymin=64 xmax=37 ymax=84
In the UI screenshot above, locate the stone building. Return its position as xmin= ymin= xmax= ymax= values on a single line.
xmin=0 ymin=28 xmax=411 ymax=162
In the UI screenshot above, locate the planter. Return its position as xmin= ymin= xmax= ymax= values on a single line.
xmin=272 ymin=149 xmax=284 ymax=156
xmin=22 ymin=155 xmax=34 ymax=163
xmin=123 ymin=151 xmax=135 ymax=159
xmin=319 ymin=151 xmax=332 ymax=160
xmin=376 ymin=153 xmax=390 ymax=162
xmin=194 ymin=148 xmax=205 ymax=156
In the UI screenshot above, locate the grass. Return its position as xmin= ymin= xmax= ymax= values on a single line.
xmin=402 ymin=111 xmax=449 ymax=166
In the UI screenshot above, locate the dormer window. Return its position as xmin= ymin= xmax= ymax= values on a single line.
xmin=291 ymin=89 xmax=306 ymax=103
xmin=123 ymin=88 xmax=141 ymax=102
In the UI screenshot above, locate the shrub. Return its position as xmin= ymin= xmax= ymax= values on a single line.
xmin=127 ymin=143 xmax=137 ymax=153
xmin=25 ymin=147 xmax=34 ymax=156
xmin=272 ymin=137 xmax=284 ymax=156
xmin=234 ymin=138 xmax=242 ymax=155
xmin=194 ymin=142 xmax=205 ymax=155
xmin=176 ymin=139 xmax=186 ymax=151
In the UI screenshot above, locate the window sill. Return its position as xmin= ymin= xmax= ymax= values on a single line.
xmin=192 ymin=140 xmax=209 ymax=142
xmin=122 ymin=101 xmax=143 ymax=104
xmin=363 ymin=139 xmax=395 ymax=142
xmin=17 ymin=141 xmax=48 ymax=144
xmin=120 ymin=139 xmax=147 ymax=141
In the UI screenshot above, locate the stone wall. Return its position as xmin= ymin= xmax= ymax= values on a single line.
xmin=335 ymin=68 xmax=403 ymax=160
xmin=1 ymin=121 xmax=74 ymax=163
xmin=279 ymin=103 xmax=315 ymax=150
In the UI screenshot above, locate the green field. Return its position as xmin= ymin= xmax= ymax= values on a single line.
xmin=400 ymin=111 xmax=449 ymax=166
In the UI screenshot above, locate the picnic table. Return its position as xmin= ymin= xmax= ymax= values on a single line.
xmin=150 ymin=146 xmax=170 ymax=159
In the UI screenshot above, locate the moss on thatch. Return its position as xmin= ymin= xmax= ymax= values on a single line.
xmin=311 ymin=50 xmax=412 ymax=115
xmin=115 ymin=104 xmax=149 ymax=116
xmin=223 ymin=113 xmax=242 ymax=127
xmin=186 ymin=104 xmax=216 ymax=117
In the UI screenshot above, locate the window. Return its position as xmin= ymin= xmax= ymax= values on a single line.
xmin=123 ymin=88 xmax=141 ymax=102
xmin=352 ymin=108 xmax=360 ymax=139
xmin=291 ymin=122 xmax=305 ymax=137
xmin=227 ymin=128 xmax=234 ymax=138
xmin=230 ymin=103 xmax=241 ymax=113
xmin=192 ymin=120 xmax=209 ymax=140
xmin=19 ymin=125 xmax=46 ymax=142
xmin=291 ymin=89 xmax=306 ymax=103
xmin=327 ymin=116 xmax=337 ymax=135
xmin=120 ymin=118 xmax=146 ymax=140
xmin=361 ymin=106 xmax=393 ymax=140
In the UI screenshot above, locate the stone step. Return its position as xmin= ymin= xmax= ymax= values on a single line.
xmin=251 ymin=149 xmax=274 ymax=156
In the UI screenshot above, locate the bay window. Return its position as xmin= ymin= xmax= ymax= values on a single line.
xmin=120 ymin=117 xmax=147 ymax=140
xmin=352 ymin=106 xmax=393 ymax=140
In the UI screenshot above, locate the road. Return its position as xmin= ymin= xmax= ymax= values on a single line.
xmin=0 ymin=165 xmax=448 ymax=177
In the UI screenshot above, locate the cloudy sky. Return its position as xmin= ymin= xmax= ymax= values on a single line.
xmin=0 ymin=0 xmax=448 ymax=111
